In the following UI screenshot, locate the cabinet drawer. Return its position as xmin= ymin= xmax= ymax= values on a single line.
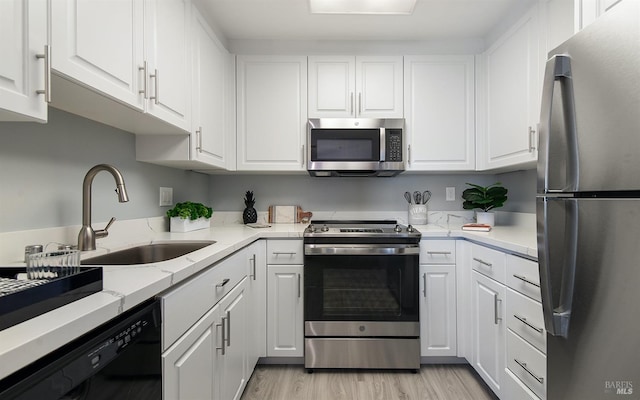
xmin=507 ymin=288 xmax=546 ymax=354
xmin=507 ymin=331 xmax=547 ymax=400
xmin=505 ymin=368 xmax=541 ymax=400
xmin=267 ymin=240 xmax=304 ymax=264
xmin=471 ymin=244 xmax=506 ymax=283
xmin=420 ymin=240 xmax=456 ymax=264
xmin=506 ymin=255 xmax=541 ymax=301
xmin=161 ymin=251 xmax=247 ymax=350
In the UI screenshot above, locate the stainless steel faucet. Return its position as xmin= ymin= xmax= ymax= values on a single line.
xmin=78 ymin=164 xmax=129 ymax=251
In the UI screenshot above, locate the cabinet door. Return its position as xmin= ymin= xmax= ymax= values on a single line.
xmin=472 ymin=270 xmax=506 ymax=397
xmin=219 ymin=278 xmax=249 ymax=400
xmin=478 ymin=5 xmax=539 ymax=170
xmin=0 ymin=0 xmax=47 ymax=122
xmin=162 ymin=303 xmax=220 ymax=400
xmin=267 ymin=265 xmax=304 ymax=357
xmin=246 ymin=241 xmax=267 ymax=371
xmin=356 ymin=56 xmax=404 ymax=118
xmin=419 ymin=264 xmax=457 ymax=357
xmin=308 ymin=56 xmax=355 ymax=118
xmin=236 ymin=56 xmax=308 ymax=171
xmin=144 ymin=0 xmax=191 ymax=131
xmin=191 ymin=6 xmax=231 ymax=169
xmin=50 ymin=0 xmax=144 ymax=111
xmin=404 ymin=56 xmax=475 ymax=171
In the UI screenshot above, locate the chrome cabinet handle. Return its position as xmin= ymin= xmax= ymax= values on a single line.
xmin=427 ymin=251 xmax=452 ymax=255
xmin=297 ymin=273 xmax=301 ymax=298
xmin=225 ymin=310 xmax=231 ymax=346
xmin=150 ymin=69 xmax=159 ymax=104
xmin=195 ymin=127 xmax=203 ymax=152
xmin=528 ymin=126 xmax=536 ymax=152
xmin=513 ymin=274 xmax=540 ymax=288
xmin=494 ymin=294 xmax=502 ymax=325
xmin=217 ymin=318 xmax=226 ymax=355
xmin=216 ymin=278 xmax=230 ymax=288
xmin=423 ymin=272 xmax=427 ymax=298
xmin=514 ymin=314 xmax=544 ymax=333
xmin=408 ymin=144 xmax=411 ymax=165
xmin=473 ymin=257 xmax=492 ymax=267
xmin=350 ymin=92 xmax=354 ymax=115
xmin=138 ymin=61 xmax=148 ymax=99
xmin=35 ymin=45 xmax=51 ymax=103
xmin=514 ymin=358 xmax=544 ymax=384
xmin=358 ymin=92 xmax=362 ymax=115
xmin=250 ymin=254 xmax=256 ymax=280
xmin=301 ymin=145 xmax=305 ymax=168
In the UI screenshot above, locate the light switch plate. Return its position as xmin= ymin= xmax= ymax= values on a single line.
xmin=446 ymin=187 xmax=456 ymax=201
xmin=159 ymin=187 xmax=173 ymax=206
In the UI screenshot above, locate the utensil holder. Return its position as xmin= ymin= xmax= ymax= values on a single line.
xmin=408 ymin=204 xmax=428 ymax=225
xmin=26 ymin=250 xmax=80 ymax=279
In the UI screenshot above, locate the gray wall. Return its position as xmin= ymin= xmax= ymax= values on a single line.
xmin=496 ymin=169 xmax=537 ymax=213
xmin=0 ymin=109 xmax=210 ymax=232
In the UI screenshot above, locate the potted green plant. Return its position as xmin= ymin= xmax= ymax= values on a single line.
xmin=166 ymin=201 xmax=213 ymax=232
xmin=461 ymin=182 xmax=508 ymax=226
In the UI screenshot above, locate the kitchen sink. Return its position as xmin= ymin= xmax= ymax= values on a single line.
xmin=82 ymin=241 xmax=216 ymax=265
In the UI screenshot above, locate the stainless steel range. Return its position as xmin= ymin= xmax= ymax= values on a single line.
xmin=303 ymin=220 xmax=421 ymax=371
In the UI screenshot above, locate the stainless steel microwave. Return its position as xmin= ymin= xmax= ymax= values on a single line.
xmin=307 ymin=118 xmax=405 ymax=177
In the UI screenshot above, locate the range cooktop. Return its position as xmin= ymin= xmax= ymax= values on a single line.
xmin=304 ymin=220 xmax=421 ymax=240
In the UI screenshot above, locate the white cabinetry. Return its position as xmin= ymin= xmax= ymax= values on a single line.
xmin=470 ymin=243 xmax=507 ymax=397
xmin=404 ymin=56 xmax=475 ymax=171
xmin=266 ymin=240 xmax=304 ymax=357
xmin=419 ymin=240 xmax=457 ymax=357
xmin=236 ymin=56 xmax=307 ymax=171
xmin=136 ymin=5 xmax=235 ymax=171
xmin=0 ymin=0 xmax=47 ymax=122
xmin=477 ymin=5 xmax=540 ymax=171
xmin=246 ymin=241 xmax=267 ymax=371
xmin=308 ymin=56 xmax=403 ymax=118
xmin=575 ymin=0 xmax=622 ymax=30
xmin=218 ymin=279 xmax=249 ymax=400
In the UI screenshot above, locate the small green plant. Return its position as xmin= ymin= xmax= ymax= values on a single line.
xmin=461 ymin=182 xmax=508 ymax=212
xmin=166 ymin=201 xmax=213 ymax=220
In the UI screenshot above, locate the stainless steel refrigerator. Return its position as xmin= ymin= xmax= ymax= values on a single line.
xmin=537 ymin=1 xmax=640 ymax=399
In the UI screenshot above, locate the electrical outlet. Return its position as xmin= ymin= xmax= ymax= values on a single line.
xmin=446 ymin=187 xmax=456 ymax=201
xmin=159 ymin=187 xmax=173 ymax=206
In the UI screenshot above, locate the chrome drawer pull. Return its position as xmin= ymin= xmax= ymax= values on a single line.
xmin=273 ymin=252 xmax=297 ymax=256
xmin=515 ymin=358 xmax=544 ymax=384
xmin=427 ymin=251 xmax=452 ymax=255
xmin=216 ymin=278 xmax=230 ymax=288
xmin=473 ymin=257 xmax=492 ymax=267
xmin=514 ymin=314 xmax=544 ymax=333
xmin=513 ymin=274 xmax=540 ymax=288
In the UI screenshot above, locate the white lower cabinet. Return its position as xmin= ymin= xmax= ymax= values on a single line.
xmin=267 ymin=264 xmax=304 ymax=357
xmin=472 ymin=270 xmax=506 ymax=398
xmin=420 ymin=264 xmax=457 ymax=356
xmin=246 ymin=241 xmax=267 ymax=371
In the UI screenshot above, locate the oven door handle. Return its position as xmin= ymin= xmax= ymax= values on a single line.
xmin=304 ymin=244 xmax=419 ymax=255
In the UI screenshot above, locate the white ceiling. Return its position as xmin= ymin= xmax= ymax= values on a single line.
xmin=199 ymin=0 xmax=533 ymax=42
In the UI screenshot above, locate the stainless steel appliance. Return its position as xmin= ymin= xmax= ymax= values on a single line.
xmin=537 ymin=2 xmax=640 ymax=399
xmin=303 ymin=220 xmax=421 ymax=370
xmin=307 ymin=118 xmax=405 ymax=177
xmin=0 ymin=299 xmax=161 ymax=400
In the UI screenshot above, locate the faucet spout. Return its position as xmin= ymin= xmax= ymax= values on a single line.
xmin=78 ymin=164 xmax=130 ymax=251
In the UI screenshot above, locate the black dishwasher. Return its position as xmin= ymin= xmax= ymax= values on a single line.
xmin=0 ymin=299 xmax=162 ymax=400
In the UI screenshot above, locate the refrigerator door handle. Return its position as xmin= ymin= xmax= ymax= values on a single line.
xmin=538 ymin=54 xmax=579 ymax=194
xmin=537 ymin=197 xmax=578 ymax=338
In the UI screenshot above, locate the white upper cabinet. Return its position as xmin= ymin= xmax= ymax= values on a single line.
xmin=404 ymin=55 xmax=475 ymax=171
xmin=308 ymin=56 xmax=403 ymax=118
xmin=50 ymin=0 xmax=145 ymax=111
xmin=0 ymin=0 xmax=48 ymax=122
xmin=476 ymin=5 xmax=540 ymax=171
xmin=144 ymin=0 xmax=191 ymax=131
xmin=575 ymin=0 xmax=623 ymax=31
xmin=236 ymin=56 xmax=308 ymax=171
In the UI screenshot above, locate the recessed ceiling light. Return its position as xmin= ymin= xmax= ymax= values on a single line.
xmin=309 ymin=0 xmax=417 ymax=15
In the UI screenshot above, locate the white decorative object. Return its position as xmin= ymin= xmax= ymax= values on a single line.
xmin=476 ymin=212 xmax=495 ymax=227
xmin=408 ymin=204 xmax=428 ymax=225
xmin=170 ymin=217 xmax=210 ymax=233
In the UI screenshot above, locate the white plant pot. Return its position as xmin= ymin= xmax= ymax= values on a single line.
xmin=170 ymin=217 xmax=211 ymax=233
xmin=476 ymin=212 xmax=495 ymax=227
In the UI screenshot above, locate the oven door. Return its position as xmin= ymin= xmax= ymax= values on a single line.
xmin=304 ymin=244 xmax=419 ymax=323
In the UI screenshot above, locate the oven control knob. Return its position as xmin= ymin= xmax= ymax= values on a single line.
xmin=308 ymin=224 xmax=315 ymax=233
xmin=321 ymin=225 xmax=329 ymax=232
xmin=407 ymin=225 xmax=415 ymax=232
xmin=394 ymin=224 xmax=402 ymax=233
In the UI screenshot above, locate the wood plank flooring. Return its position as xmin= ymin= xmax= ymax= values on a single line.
xmin=241 ymin=364 xmax=499 ymax=400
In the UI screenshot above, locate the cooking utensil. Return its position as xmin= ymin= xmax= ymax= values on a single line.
xmin=404 ymin=192 xmax=412 ymax=204
xmin=422 ymin=190 xmax=432 ymax=204
xmin=413 ymin=191 xmax=421 ymax=205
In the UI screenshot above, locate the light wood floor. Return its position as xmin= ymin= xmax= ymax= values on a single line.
xmin=240 ymin=364 xmax=499 ymax=400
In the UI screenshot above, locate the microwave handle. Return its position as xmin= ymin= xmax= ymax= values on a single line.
xmin=380 ymin=128 xmax=386 ymax=162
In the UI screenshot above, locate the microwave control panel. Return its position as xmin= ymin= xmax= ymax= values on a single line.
xmin=386 ymin=129 xmax=403 ymax=162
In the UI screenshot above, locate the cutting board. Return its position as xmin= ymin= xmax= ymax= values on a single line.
xmin=268 ymin=206 xmax=312 ymax=223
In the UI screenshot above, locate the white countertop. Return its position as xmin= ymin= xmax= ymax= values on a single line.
xmin=0 ymin=217 xmax=536 ymax=380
